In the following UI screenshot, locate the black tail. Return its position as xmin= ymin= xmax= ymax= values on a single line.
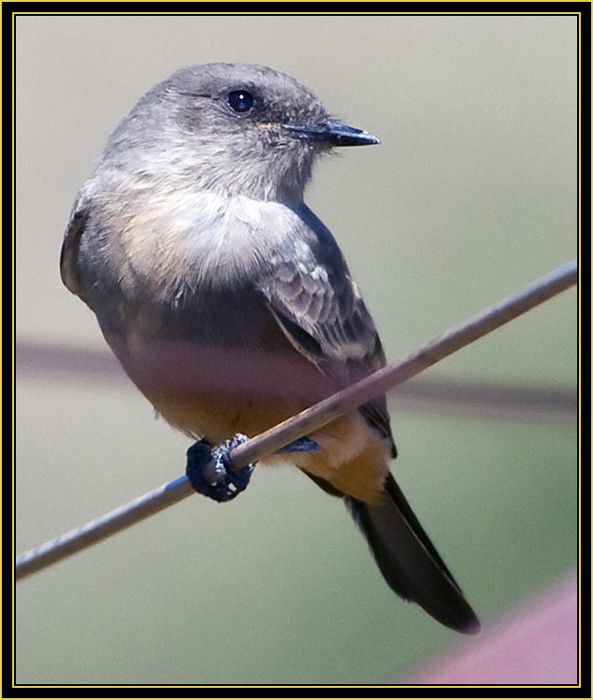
xmin=346 ymin=473 xmax=480 ymax=634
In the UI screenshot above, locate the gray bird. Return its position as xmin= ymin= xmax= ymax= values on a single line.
xmin=61 ymin=63 xmax=479 ymax=634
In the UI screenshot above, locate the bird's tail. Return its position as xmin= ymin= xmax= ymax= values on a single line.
xmin=346 ymin=472 xmax=480 ymax=634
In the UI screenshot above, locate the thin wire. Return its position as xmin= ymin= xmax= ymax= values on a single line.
xmin=15 ymin=259 xmax=578 ymax=581
xmin=15 ymin=342 xmax=577 ymax=421
xmin=229 ymin=259 xmax=578 ymax=468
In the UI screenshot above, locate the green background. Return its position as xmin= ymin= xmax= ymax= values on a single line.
xmin=16 ymin=14 xmax=577 ymax=684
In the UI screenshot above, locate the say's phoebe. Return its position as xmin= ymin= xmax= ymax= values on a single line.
xmin=61 ymin=63 xmax=479 ymax=634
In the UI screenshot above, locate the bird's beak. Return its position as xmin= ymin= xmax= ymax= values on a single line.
xmin=284 ymin=118 xmax=380 ymax=147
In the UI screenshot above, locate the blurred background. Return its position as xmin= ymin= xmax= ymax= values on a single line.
xmin=15 ymin=14 xmax=578 ymax=685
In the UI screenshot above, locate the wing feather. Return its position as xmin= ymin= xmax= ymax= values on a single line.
xmin=257 ymin=204 xmax=395 ymax=451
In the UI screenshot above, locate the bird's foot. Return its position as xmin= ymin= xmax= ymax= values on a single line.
xmin=186 ymin=434 xmax=254 ymax=502
xmin=278 ymin=436 xmax=320 ymax=453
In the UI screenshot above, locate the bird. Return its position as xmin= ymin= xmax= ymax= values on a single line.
xmin=60 ymin=62 xmax=479 ymax=634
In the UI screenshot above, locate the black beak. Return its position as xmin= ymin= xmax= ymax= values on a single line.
xmin=284 ymin=118 xmax=380 ymax=147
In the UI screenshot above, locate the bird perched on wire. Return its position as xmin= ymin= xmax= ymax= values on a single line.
xmin=61 ymin=62 xmax=479 ymax=634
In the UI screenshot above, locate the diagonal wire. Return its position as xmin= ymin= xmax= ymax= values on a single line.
xmin=15 ymin=259 xmax=578 ymax=581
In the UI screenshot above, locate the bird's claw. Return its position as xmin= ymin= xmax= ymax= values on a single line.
xmin=278 ymin=436 xmax=320 ymax=453
xmin=186 ymin=434 xmax=254 ymax=502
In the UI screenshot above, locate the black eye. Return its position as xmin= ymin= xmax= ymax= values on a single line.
xmin=228 ymin=90 xmax=254 ymax=113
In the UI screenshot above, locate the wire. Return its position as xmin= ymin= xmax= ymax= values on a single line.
xmin=15 ymin=259 xmax=578 ymax=581
xmin=16 ymin=344 xmax=577 ymax=422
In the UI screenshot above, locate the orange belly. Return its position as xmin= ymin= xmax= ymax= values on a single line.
xmin=109 ymin=335 xmax=391 ymax=505
xmin=147 ymin=389 xmax=390 ymax=505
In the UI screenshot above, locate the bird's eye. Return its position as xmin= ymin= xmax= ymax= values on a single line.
xmin=228 ymin=90 xmax=254 ymax=113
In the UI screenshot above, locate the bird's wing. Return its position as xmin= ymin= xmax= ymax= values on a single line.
xmin=256 ymin=203 xmax=395 ymax=451
xmin=60 ymin=198 xmax=91 ymax=305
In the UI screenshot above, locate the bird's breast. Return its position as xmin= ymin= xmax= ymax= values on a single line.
xmin=83 ymin=188 xmax=305 ymax=346
xmin=118 ymin=189 xmax=301 ymax=292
